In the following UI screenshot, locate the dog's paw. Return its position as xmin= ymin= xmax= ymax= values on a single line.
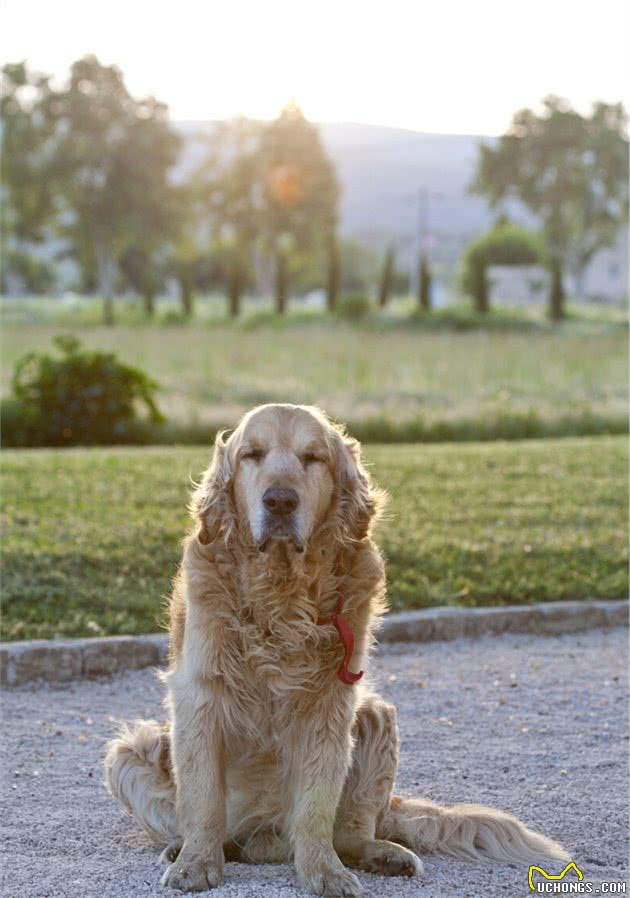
xmin=361 ymin=841 xmax=423 ymax=877
xmin=160 ymin=840 xmax=183 ymax=864
xmin=299 ymin=864 xmax=362 ymax=897
xmin=161 ymin=854 xmax=223 ymax=891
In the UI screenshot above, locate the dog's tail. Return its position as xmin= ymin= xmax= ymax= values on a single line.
xmin=104 ymin=720 xmax=177 ymax=846
xmin=378 ymin=796 xmax=569 ymax=865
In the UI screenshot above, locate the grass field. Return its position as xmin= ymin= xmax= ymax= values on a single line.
xmin=2 ymin=301 xmax=627 ymax=443
xmin=2 ymin=435 xmax=627 ymax=641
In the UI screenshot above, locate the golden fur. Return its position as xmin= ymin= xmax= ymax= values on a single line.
xmin=105 ymin=404 xmax=567 ymax=895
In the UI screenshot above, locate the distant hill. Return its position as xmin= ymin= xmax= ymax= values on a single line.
xmin=176 ymin=120 xmax=495 ymax=269
xmin=318 ymin=122 xmax=492 ymax=245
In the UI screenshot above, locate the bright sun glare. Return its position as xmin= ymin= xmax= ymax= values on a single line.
xmin=3 ymin=0 xmax=630 ymax=133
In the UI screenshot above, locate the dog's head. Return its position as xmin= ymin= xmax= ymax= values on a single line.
xmin=191 ymin=404 xmax=383 ymax=556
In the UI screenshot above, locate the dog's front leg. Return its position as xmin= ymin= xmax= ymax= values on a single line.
xmin=286 ymin=692 xmax=362 ymax=897
xmin=161 ymin=681 xmax=226 ymax=892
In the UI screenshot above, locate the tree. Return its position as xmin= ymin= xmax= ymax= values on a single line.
xmin=10 ymin=56 xmax=182 ymax=323
xmin=168 ymin=243 xmax=197 ymax=316
xmin=167 ymin=236 xmax=205 ymax=318
xmin=193 ymin=118 xmax=262 ymax=317
xmin=1 ymin=63 xmax=59 ymax=293
xmin=163 ymin=180 xmax=211 ymax=318
xmin=118 ymin=246 xmax=163 ymax=313
xmin=549 ymin=257 xmax=565 ymax=322
xmin=472 ymin=97 xmax=629 ymax=319
xmin=0 ymin=249 xmax=56 ymax=295
xmin=459 ymin=221 xmax=547 ymax=313
xmin=113 ymin=98 xmax=182 ymax=316
xmin=378 ymin=247 xmax=395 ymax=307
xmin=418 ymin=253 xmax=432 ymax=311
xmin=571 ymin=102 xmax=630 ymax=294
xmin=326 ymin=233 xmax=340 ymax=313
xmin=63 ymin=58 xmax=182 ymax=322
xmin=259 ymin=102 xmax=339 ymax=313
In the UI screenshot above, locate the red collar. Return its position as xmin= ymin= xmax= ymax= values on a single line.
xmin=317 ymin=572 xmax=364 ymax=685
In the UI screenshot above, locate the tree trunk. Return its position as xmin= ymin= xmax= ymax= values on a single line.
xmin=474 ymin=261 xmax=489 ymax=314
xmin=378 ymin=248 xmax=395 ymax=308
xmin=179 ymin=276 xmax=193 ymax=317
xmin=143 ymin=289 xmax=155 ymax=317
xmin=275 ymin=248 xmax=287 ymax=315
xmin=95 ymin=242 xmax=116 ymax=326
xmin=549 ymin=257 xmax=566 ymax=321
xmin=326 ymin=235 xmax=340 ymax=313
xmin=228 ymin=264 xmax=243 ymax=318
xmin=418 ymin=253 xmax=432 ymax=311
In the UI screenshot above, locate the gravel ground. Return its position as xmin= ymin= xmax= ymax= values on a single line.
xmin=2 ymin=628 xmax=628 ymax=898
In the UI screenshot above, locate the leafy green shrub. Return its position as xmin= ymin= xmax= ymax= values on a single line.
xmin=159 ymin=309 xmax=189 ymax=326
xmin=2 ymin=335 xmax=164 ymax=447
xmin=336 ymin=294 xmax=371 ymax=321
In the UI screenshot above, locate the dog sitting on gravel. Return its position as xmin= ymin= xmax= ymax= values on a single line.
xmin=104 ymin=403 xmax=567 ymax=895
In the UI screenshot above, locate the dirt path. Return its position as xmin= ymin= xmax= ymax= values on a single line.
xmin=2 ymin=628 xmax=628 ymax=898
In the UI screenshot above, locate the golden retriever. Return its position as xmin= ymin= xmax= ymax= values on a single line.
xmin=105 ymin=403 xmax=567 ymax=895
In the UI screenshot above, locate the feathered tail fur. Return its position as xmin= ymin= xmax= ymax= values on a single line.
xmin=378 ymin=795 xmax=568 ymax=866
xmin=104 ymin=720 xmax=177 ymax=846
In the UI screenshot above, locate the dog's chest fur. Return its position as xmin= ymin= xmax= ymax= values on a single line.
xmin=170 ymin=536 xmax=386 ymax=745
xmin=232 ymin=552 xmax=347 ymax=693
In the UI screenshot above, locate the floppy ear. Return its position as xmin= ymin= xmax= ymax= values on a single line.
xmin=334 ymin=430 xmax=384 ymax=541
xmin=189 ymin=431 xmax=233 ymax=544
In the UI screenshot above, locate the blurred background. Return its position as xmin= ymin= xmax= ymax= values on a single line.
xmin=1 ymin=0 xmax=628 ymax=639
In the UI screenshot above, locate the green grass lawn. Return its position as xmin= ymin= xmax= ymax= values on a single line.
xmin=2 ymin=435 xmax=627 ymax=641
xmin=2 ymin=301 xmax=627 ymax=443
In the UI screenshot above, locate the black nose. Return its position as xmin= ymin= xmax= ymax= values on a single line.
xmin=262 ymin=487 xmax=299 ymax=516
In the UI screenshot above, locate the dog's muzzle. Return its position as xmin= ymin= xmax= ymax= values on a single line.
xmin=257 ymin=487 xmax=303 ymax=552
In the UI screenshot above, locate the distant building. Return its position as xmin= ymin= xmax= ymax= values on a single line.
xmin=569 ymin=230 xmax=628 ymax=303
xmin=487 ymin=266 xmax=549 ymax=305
xmin=487 ymin=230 xmax=628 ymax=306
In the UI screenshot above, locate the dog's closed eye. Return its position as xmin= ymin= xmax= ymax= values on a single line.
xmin=301 ymin=453 xmax=325 ymax=467
xmin=242 ymin=448 xmax=266 ymax=463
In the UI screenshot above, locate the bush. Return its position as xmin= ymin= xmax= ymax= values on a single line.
xmin=336 ymin=294 xmax=371 ymax=321
xmin=2 ymin=335 xmax=164 ymax=447
xmin=159 ymin=309 xmax=189 ymax=326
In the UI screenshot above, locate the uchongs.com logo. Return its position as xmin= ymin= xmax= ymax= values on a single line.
xmin=528 ymin=862 xmax=627 ymax=894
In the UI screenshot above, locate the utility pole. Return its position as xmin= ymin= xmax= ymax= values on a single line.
xmin=411 ymin=187 xmax=431 ymax=304
xmin=399 ymin=189 xmax=443 ymax=301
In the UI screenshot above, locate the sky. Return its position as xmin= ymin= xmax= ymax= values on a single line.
xmin=3 ymin=0 xmax=629 ymax=135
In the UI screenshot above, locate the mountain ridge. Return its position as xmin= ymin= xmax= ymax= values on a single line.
xmin=176 ymin=120 xmax=496 ymax=265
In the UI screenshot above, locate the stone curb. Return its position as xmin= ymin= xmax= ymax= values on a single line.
xmin=1 ymin=600 xmax=627 ymax=688
xmin=0 ymin=634 xmax=169 ymax=689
